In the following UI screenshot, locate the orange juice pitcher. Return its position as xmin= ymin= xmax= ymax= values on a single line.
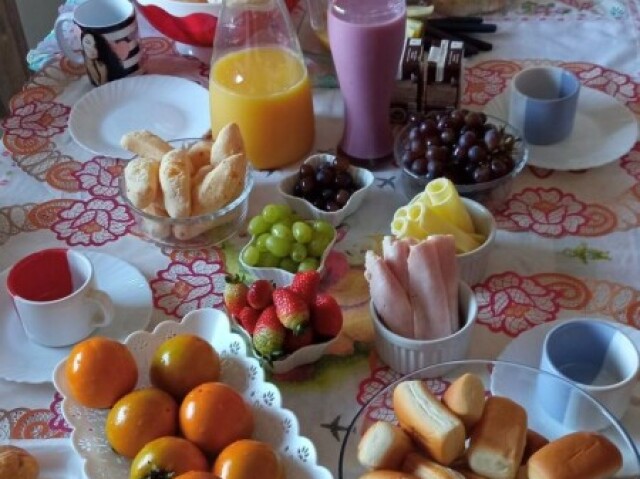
xmin=210 ymin=0 xmax=315 ymax=170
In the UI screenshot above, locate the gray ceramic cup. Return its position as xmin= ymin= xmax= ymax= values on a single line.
xmin=509 ymin=66 xmax=581 ymax=145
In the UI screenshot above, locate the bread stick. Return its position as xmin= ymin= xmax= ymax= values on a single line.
xmin=194 ymin=153 xmax=247 ymax=215
xmin=124 ymin=157 xmax=160 ymax=209
xmin=211 ymin=123 xmax=244 ymax=166
xmin=121 ymin=130 xmax=172 ymax=160
xmin=159 ymin=149 xmax=192 ymax=218
xmin=442 ymin=373 xmax=486 ymax=430
xmin=358 ymin=421 xmax=414 ymax=471
xmin=188 ymin=140 xmax=215 ymax=173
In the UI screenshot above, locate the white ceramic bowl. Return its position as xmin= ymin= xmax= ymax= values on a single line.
xmin=457 ymin=197 xmax=497 ymax=285
xmin=278 ymin=154 xmax=375 ymax=227
xmin=239 ymin=223 xmax=337 ymax=288
xmin=370 ymin=282 xmax=477 ymax=375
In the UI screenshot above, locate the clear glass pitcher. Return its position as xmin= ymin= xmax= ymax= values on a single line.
xmin=210 ymin=0 xmax=316 ymax=170
xmin=304 ymin=0 xmax=330 ymax=48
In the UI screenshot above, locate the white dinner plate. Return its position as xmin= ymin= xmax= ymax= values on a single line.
xmin=0 ymin=251 xmax=152 ymax=384
xmin=69 ymin=75 xmax=210 ymax=158
xmin=3 ymin=439 xmax=84 ymax=478
xmin=484 ymin=86 xmax=638 ymax=170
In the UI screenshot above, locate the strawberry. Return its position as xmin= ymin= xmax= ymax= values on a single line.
xmin=272 ymin=288 xmax=309 ymax=335
xmin=252 ymin=305 xmax=285 ymax=358
xmin=237 ymin=306 xmax=260 ymax=335
xmin=290 ymin=270 xmax=320 ymax=305
xmin=246 ymin=279 xmax=274 ymax=310
xmin=283 ymin=327 xmax=315 ymax=353
xmin=223 ymin=275 xmax=248 ymax=317
xmin=310 ymin=293 xmax=343 ymax=338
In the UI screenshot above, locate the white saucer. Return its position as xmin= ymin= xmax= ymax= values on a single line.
xmin=69 ymin=74 xmax=210 ymax=159
xmin=484 ymin=86 xmax=638 ymax=170
xmin=0 ymin=251 xmax=152 ymax=383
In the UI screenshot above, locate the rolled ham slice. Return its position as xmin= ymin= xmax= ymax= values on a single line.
xmin=408 ymin=235 xmax=457 ymax=340
xmin=432 ymin=234 xmax=459 ymax=333
xmin=364 ymin=250 xmax=414 ymax=338
xmin=382 ymin=236 xmax=413 ymax=293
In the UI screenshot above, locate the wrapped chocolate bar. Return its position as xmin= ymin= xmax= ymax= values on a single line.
xmin=391 ymin=38 xmax=424 ymax=123
xmin=422 ymin=39 xmax=464 ymax=113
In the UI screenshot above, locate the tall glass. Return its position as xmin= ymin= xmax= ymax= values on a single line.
xmin=328 ymin=0 xmax=406 ymax=168
xmin=210 ymin=0 xmax=315 ymax=170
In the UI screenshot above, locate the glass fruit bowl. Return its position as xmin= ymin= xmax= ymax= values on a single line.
xmin=395 ymin=112 xmax=529 ymax=207
xmin=338 ymin=359 xmax=640 ymax=478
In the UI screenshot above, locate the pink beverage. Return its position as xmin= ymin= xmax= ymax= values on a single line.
xmin=328 ymin=0 xmax=406 ymax=167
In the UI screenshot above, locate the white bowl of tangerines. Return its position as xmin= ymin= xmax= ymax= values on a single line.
xmin=223 ymin=270 xmax=343 ymax=374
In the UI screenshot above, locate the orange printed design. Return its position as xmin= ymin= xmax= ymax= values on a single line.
xmin=59 ymin=56 xmax=87 ymax=76
xmin=10 ymin=141 xmax=77 ymax=182
xmin=1 ymin=101 xmax=70 ymax=155
xmin=621 ymin=144 xmax=640 ymax=180
xmin=28 ymin=200 xmax=76 ymax=229
xmin=496 ymin=187 xmax=617 ymax=237
xmin=9 ymin=86 xmax=55 ymax=110
xmin=141 ymin=37 xmax=175 ymax=56
xmin=168 ymin=247 xmax=223 ymax=263
xmin=31 ymin=60 xmax=82 ymax=96
xmin=462 ymin=61 xmax=519 ymax=105
xmin=46 ymin=160 xmax=84 ymax=192
xmin=0 ymin=407 xmax=67 ymax=440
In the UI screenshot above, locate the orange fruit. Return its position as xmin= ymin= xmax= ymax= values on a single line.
xmin=176 ymin=473 xmax=221 ymax=479
xmin=150 ymin=334 xmax=220 ymax=400
xmin=213 ymin=439 xmax=284 ymax=479
xmin=179 ymin=382 xmax=254 ymax=455
xmin=105 ymin=387 xmax=178 ymax=458
xmin=129 ymin=436 xmax=208 ymax=479
xmin=65 ymin=336 xmax=137 ymax=408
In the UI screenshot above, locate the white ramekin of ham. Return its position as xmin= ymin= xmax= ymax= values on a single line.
xmin=457 ymin=198 xmax=497 ymax=286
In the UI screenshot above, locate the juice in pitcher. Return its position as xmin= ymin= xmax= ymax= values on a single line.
xmin=209 ymin=46 xmax=315 ymax=170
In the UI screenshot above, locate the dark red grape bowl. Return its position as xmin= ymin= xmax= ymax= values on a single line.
xmin=394 ymin=110 xmax=529 ymax=207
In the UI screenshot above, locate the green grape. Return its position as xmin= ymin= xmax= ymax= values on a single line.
xmin=308 ymin=237 xmax=330 ymax=257
xmin=266 ymin=235 xmax=292 ymax=258
xmin=248 ymin=216 xmax=270 ymax=236
xmin=290 ymin=243 xmax=308 ymax=263
xmin=279 ymin=257 xmax=299 ymax=273
xmin=258 ymin=251 xmax=280 ymax=268
xmin=241 ymin=245 xmax=260 ymax=266
xmin=271 ymin=223 xmax=293 ymax=241
xmin=292 ymin=221 xmax=313 ymax=244
xmin=255 ymin=233 xmax=271 ymax=253
xmin=312 ymin=220 xmax=335 ymax=239
xmin=261 ymin=204 xmax=292 ymax=224
xmin=298 ymin=257 xmax=319 ymax=272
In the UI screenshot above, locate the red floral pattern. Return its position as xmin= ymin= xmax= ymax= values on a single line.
xmin=52 ymin=198 xmax=134 ymax=245
xmin=621 ymin=145 xmax=640 ymax=181
xmin=151 ymin=258 xmax=227 ymax=317
xmin=474 ymin=272 xmax=561 ymax=337
xmin=498 ymin=188 xmax=588 ymax=237
xmin=1 ymin=101 xmax=69 ymax=140
xmin=73 ymin=157 xmax=124 ymax=198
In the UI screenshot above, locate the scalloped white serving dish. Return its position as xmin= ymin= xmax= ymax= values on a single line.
xmin=52 ymin=308 xmax=333 ymax=479
xmin=278 ymin=154 xmax=375 ymax=227
xmin=239 ymin=223 xmax=337 ymax=288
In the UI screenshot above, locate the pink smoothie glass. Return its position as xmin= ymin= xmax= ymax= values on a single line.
xmin=328 ymin=0 xmax=406 ymax=168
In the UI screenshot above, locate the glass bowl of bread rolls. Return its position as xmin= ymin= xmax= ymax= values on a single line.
xmin=119 ymin=124 xmax=253 ymax=249
xmin=339 ymin=359 xmax=640 ymax=479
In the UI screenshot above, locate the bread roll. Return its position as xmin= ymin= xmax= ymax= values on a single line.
xmin=527 ymin=432 xmax=622 ymax=479
xmin=211 ymin=123 xmax=244 ymax=166
xmin=402 ymin=452 xmax=466 ymax=479
xmin=194 ymin=153 xmax=247 ymax=215
xmin=360 ymin=471 xmax=420 ymax=479
xmin=159 ymin=149 xmax=192 ymax=218
xmin=358 ymin=421 xmax=414 ymax=471
xmin=0 ymin=445 xmax=39 ymax=479
xmin=442 ymin=373 xmax=486 ymax=430
xmin=467 ymin=396 xmax=527 ymax=479
xmin=521 ymin=429 xmax=549 ymax=464
xmin=393 ymin=380 xmax=465 ymax=466
xmin=187 ymin=140 xmax=214 ymax=173
xmin=124 ymin=157 xmax=160 ymax=209
xmin=121 ymin=130 xmax=172 ymax=160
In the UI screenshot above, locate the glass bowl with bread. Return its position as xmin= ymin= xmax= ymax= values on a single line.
xmin=338 ymin=359 xmax=640 ymax=478
xmin=118 ymin=125 xmax=253 ymax=249
xmin=395 ymin=110 xmax=528 ymax=207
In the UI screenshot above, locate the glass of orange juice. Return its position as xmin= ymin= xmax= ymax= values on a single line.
xmin=210 ymin=0 xmax=315 ymax=170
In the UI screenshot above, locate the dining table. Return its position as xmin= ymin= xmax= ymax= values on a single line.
xmin=2 ymin=0 xmax=640 ymax=477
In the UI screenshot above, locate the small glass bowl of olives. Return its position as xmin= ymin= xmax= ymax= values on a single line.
xmin=394 ymin=109 xmax=529 ymax=205
xmin=278 ymin=153 xmax=375 ymax=226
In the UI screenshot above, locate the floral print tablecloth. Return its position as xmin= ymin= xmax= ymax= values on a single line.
xmin=2 ymin=0 xmax=640 ymax=477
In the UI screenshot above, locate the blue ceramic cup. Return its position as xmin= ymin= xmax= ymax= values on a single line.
xmin=538 ymin=318 xmax=639 ymax=431
xmin=509 ymin=66 xmax=581 ymax=146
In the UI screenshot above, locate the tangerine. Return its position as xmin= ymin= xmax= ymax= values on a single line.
xmin=179 ymin=382 xmax=254 ymax=455
xmin=129 ymin=436 xmax=208 ymax=479
xmin=65 ymin=336 xmax=137 ymax=408
xmin=213 ymin=439 xmax=285 ymax=479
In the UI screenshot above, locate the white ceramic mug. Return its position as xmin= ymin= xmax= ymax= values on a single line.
xmin=6 ymin=248 xmax=114 ymax=347
xmin=54 ymin=0 xmax=143 ymax=86
xmin=509 ymin=66 xmax=581 ymax=145
xmin=537 ymin=318 xmax=639 ymax=430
